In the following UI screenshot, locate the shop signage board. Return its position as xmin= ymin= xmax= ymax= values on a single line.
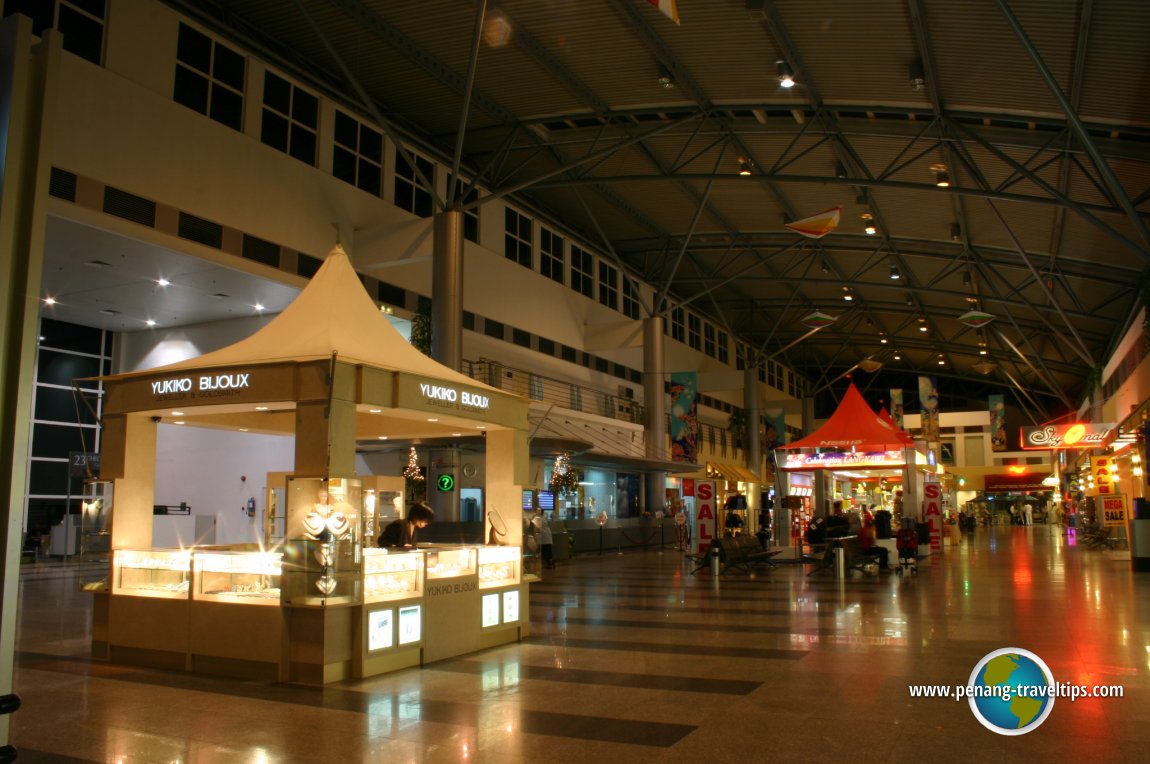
xmin=694 ymin=481 xmax=717 ymax=555
xmin=1092 ymin=455 xmax=1116 ymax=495
xmin=924 ymin=479 xmax=943 ymax=553
xmin=1020 ymin=422 xmax=1116 ymax=450
xmin=1101 ymin=495 xmax=1128 ymax=528
xmin=781 ymin=450 xmax=905 ymax=470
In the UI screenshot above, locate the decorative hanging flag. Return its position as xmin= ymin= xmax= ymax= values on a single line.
xmin=958 ymin=309 xmax=995 ymax=328
xmin=802 ymin=310 xmax=837 ymax=329
xmin=785 ymin=207 xmax=842 ymax=239
xmin=646 ymin=0 xmax=680 ymax=24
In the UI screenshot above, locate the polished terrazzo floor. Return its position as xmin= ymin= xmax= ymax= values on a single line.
xmin=9 ymin=524 xmax=1150 ymax=762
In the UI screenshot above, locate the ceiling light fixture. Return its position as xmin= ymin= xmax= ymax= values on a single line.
xmin=820 ymin=260 xmax=830 ymax=275
xmin=145 ymin=319 xmax=156 ymax=327
xmin=880 ymin=335 xmax=889 ymax=344
xmin=893 ymin=350 xmax=902 ymax=360
xmin=909 ymin=59 xmax=926 ymax=92
xmin=889 ymin=263 xmax=901 ymax=280
xmin=930 ymin=163 xmax=950 ymax=187
xmin=906 ymin=294 xmax=914 ymax=306
xmin=835 ymin=161 xmax=848 ymax=179
xmin=656 ymin=64 xmax=676 ymax=89
xmin=842 ymin=286 xmax=854 ymax=301
xmin=951 ymin=223 xmax=962 ymax=242
xmin=777 ymin=60 xmax=795 ymax=89
xmin=861 ymin=212 xmax=876 ymax=235
xmin=962 ymin=270 xmax=972 ymax=287
xmin=156 ymin=278 xmax=170 ymax=287
xmin=738 ymin=157 xmax=753 ymax=176
xmin=254 ymin=303 xmax=265 ymax=312
xmin=43 ymin=296 xmax=56 ymax=306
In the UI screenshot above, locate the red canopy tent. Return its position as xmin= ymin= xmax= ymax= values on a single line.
xmin=778 ymin=383 xmax=916 ymax=452
xmin=774 ymin=384 xmax=922 ymax=472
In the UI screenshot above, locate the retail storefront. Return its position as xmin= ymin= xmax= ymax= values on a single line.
xmin=86 ymin=246 xmax=533 ymax=684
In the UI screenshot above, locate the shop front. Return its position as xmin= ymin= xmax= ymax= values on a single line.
xmin=87 ymin=246 xmax=533 ymax=684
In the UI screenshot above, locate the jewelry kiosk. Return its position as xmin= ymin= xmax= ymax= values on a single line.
xmin=88 ymin=245 xmax=533 ymax=684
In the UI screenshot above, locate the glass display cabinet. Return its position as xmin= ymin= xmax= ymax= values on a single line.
xmin=281 ymin=476 xmax=363 ymax=606
xmin=362 ymin=548 xmax=423 ymax=603
xmin=477 ymin=545 xmax=520 ymax=589
xmin=424 ymin=545 xmax=477 ymax=580
xmin=193 ymin=551 xmax=283 ymax=605
xmin=111 ymin=548 xmax=192 ymax=599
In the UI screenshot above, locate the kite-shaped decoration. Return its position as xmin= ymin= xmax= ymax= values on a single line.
xmin=785 ymin=207 xmax=842 ymax=239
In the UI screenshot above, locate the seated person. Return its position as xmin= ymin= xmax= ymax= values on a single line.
xmin=857 ymin=518 xmax=890 ymax=571
xmin=379 ymin=502 xmax=435 ymax=548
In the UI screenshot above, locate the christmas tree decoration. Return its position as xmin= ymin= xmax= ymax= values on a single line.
xmin=403 ymin=447 xmax=424 ymax=482
xmin=550 ymin=452 xmax=580 ymax=493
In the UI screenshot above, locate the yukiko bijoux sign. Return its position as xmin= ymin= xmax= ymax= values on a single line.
xmin=151 ymin=372 xmax=251 ymax=396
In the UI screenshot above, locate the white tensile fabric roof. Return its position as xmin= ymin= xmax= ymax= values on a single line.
xmin=107 ymin=244 xmax=497 ymax=392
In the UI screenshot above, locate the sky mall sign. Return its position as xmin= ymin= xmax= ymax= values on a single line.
xmin=1020 ymin=422 xmax=1116 ymax=450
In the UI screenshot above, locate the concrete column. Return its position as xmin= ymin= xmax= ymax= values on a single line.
xmin=431 ymin=209 xmax=464 ymax=371
xmin=803 ymin=396 xmax=829 ymax=518
xmin=643 ymin=316 xmax=666 ymax=512
xmin=0 ymin=18 xmax=59 ymax=748
xmin=743 ymin=365 xmax=762 ymax=530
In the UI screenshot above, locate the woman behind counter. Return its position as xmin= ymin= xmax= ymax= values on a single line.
xmin=378 ymin=502 xmax=435 ymax=548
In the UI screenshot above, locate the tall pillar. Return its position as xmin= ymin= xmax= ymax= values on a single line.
xmin=0 ymin=18 xmax=59 ymax=748
xmin=743 ymin=365 xmax=762 ymax=529
xmin=803 ymin=397 xmax=828 ymax=518
xmin=643 ymin=316 xmax=666 ymax=512
xmin=431 ymin=209 xmax=464 ymax=371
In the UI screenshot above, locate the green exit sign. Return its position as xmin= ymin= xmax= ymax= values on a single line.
xmin=436 ymin=474 xmax=455 ymax=492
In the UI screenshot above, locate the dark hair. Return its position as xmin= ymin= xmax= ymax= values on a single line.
xmin=408 ymin=503 xmax=435 ymax=523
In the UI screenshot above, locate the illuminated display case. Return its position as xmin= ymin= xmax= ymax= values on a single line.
xmin=111 ymin=549 xmax=192 ymax=599
xmin=192 ymin=551 xmax=283 ymax=605
xmin=477 ymin=545 xmax=520 ymax=589
xmin=281 ymin=476 xmax=363 ymax=606
xmin=424 ymin=545 xmax=477 ymax=580
xmin=362 ymin=549 xmax=423 ymax=603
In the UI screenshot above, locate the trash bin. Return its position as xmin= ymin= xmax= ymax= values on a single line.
xmin=1132 ymin=499 xmax=1150 ymax=573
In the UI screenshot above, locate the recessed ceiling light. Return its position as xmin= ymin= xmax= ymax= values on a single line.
xmin=173 ymin=421 xmax=185 ymax=425
xmin=238 ymin=428 xmax=249 ymax=432
xmin=255 ymin=406 xmax=269 ymax=411
xmin=156 ymin=278 xmax=170 ymax=287
xmin=145 ymin=319 xmax=156 ymax=327
xmin=171 ymin=411 xmax=184 ymax=416
xmin=369 ymin=408 xmax=381 ymax=413
xmin=254 ymin=303 xmax=265 ymax=312
xmin=427 ymin=418 xmax=438 ymax=422
xmin=452 ymin=433 xmax=462 ymax=437
xmin=43 ymin=297 xmax=56 ymax=306
xmin=477 ymin=425 xmax=487 ymax=430
xmin=377 ymin=435 xmax=388 ymax=440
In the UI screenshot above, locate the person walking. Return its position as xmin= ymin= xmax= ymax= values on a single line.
xmin=1022 ymin=501 xmax=1034 ymax=526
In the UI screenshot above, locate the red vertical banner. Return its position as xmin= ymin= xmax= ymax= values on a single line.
xmin=924 ymin=479 xmax=943 ymax=553
xmin=694 ymin=481 xmax=717 ymax=555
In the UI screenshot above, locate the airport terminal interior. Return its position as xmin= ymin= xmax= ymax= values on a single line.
xmin=10 ymin=525 xmax=1150 ymax=763
xmin=3 ymin=1 xmax=1150 ymax=760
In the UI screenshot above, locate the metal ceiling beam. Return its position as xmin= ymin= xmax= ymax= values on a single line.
xmin=994 ymin=0 xmax=1150 ymax=254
